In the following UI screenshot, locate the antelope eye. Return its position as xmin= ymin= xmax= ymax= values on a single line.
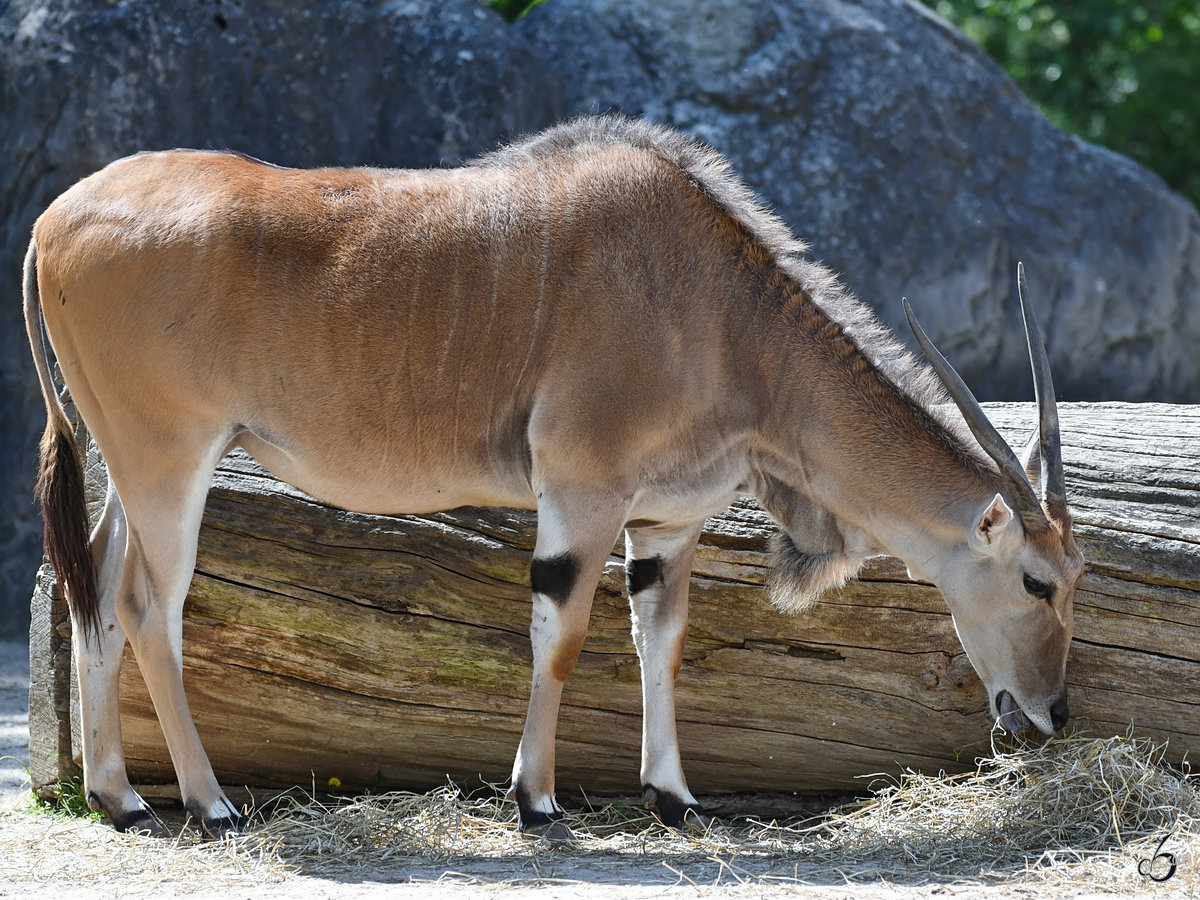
xmin=1023 ymin=573 xmax=1054 ymax=602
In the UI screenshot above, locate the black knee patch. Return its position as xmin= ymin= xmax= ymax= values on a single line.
xmin=530 ymin=553 xmax=579 ymax=606
xmin=626 ymin=556 xmax=664 ymax=595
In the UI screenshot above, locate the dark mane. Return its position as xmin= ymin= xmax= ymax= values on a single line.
xmin=483 ymin=116 xmax=984 ymax=472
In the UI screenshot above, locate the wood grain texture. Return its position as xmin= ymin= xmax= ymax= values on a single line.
xmin=29 ymin=403 xmax=1200 ymax=799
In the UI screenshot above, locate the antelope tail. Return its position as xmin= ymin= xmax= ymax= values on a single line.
xmin=23 ymin=239 xmax=101 ymax=644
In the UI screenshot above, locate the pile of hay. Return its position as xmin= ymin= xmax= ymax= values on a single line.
xmin=228 ymin=732 xmax=1197 ymax=888
xmin=4 ymin=732 xmax=1196 ymax=892
xmin=796 ymin=732 xmax=1199 ymax=887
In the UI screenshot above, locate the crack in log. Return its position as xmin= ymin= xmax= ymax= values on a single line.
xmin=1071 ymin=636 xmax=1200 ymax=667
xmin=193 ymin=569 xmax=536 ymax=644
xmin=1076 ymin=518 xmax=1199 ymax=547
xmin=670 ymin=713 xmax=989 ymax=760
xmin=739 ymin=640 xmax=959 ymax=664
xmin=689 ymin=653 xmax=973 ymax=709
xmin=1076 ymin=597 xmax=1199 ymax=627
xmin=1069 ymin=683 xmax=1200 ymax=712
xmin=812 ymin=600 xmax=950 ymax=618
xmin=200 ymin=524 xmax=531 ymax=593
xmin=204 ymin=519 xmax=519 ymax=566
xmin=198 ymin=653 xmax=643 ymax=722
xmin=192 ymin=656 xmax=534 ymax=717
xmin=1080 ymin=568 xmax=1199 ymax=592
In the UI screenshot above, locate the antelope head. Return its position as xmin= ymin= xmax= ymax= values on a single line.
xmin=905 ymin=265 xmax=1084 ymax=735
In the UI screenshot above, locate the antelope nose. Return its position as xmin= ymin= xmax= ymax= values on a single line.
xmin=1050 ymin=692 xmax=1070 ymax=732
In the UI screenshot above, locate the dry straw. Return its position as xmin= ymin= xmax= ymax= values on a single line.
xmin=793 ymin=730 xmax=1200 ymax=887
xmin=217 ymin=731 xmax=1200 ymax=888
xmin=3 ymin=731 xmax=1197 ymax=892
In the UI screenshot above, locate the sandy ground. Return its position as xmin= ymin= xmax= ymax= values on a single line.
xmin=0 ymin=641 xmax=30 ymax=810
xmin=0 ymin=641 xmax=1188 ymax=898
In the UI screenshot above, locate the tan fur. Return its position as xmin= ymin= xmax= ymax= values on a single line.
xmin=549 ymin=633 xmax=587 ymax=683
xmin=25 ymin=116 xmax=1082 ymax=832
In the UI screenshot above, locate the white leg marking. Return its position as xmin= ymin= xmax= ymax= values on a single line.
xmin=626 ymin=524 xmax=704 ymax=811
xmin=511 ymin=486 xmax=627 ymax=830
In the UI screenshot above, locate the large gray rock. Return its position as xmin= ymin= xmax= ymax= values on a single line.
xmin=0 ymin=0 xmax=561 ymax=637
xmin=6 ymin=0 xmax=1199 ymax=636
xmin=521 ymin=0 xmax=1200 ymax=403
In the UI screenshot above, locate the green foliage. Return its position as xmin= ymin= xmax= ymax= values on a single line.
xmin=22 ymin=772 xmax=104 ymax=822
xmin=923 ymin=1 xmax=1200 ymax=207
xmin=484 ymin=0 xmax=549 ymax=23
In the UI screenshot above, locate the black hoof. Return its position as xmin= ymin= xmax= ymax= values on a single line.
xmin=111 ymin=809 xmax=172 ymax=838
xmin=520 ymin=817 xmax=575 ymax=842
xmin=185 ymin=800 xmax=246 ymax=838
xmin=514 ymin=785 xmax=573 ymax=841
xmin=517 ymin=806 xmax=573 ymax=841
xmin=643 ymin=785 xmax=709 ymax=831
xmin=201 ymin=813 xmax=245 ymax=838
xmin=89 ymin=790 xmax=170 ymax=838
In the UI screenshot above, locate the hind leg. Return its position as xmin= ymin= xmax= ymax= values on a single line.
xmin=111 ymin=445 xmax=242 ymax=835
xmin=74 ymin=479 xmax=166 ymax=834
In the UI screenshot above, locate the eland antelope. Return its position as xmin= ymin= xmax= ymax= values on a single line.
xmin=24 ymin=116 xmax=1082 ymax=839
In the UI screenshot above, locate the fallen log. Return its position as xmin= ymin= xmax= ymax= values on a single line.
xmin=28 ymin=403 xmax=1199 ymax=800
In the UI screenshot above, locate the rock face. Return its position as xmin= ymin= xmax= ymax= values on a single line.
xmin=4 ymin=0 xmax=1198 ymax=633
xmin=520 ymin=0 xmax=1200 ymax=402
xmin=0 ymin=0 xmax=561 ymax=637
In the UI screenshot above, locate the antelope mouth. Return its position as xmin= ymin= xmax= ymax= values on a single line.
xmin=995 ymin=690 xmax=1039 ymax=734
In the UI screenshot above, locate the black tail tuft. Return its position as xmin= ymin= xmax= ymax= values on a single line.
xmin=37 ymin=418 xmax=101 ymax=644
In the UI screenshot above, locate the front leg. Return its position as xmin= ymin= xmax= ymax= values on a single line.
xmin=511 ymin=487 xmax=627 ymax=840
xmin=625 ymin=523 xmax=708 ymax=829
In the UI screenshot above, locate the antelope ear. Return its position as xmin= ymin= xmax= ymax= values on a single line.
xmin=972 ymin=493 xmax=1015 ymax=551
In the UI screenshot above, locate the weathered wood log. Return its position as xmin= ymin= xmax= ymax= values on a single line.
xmin=28 ymin=403 xmax=1199 ymax=800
